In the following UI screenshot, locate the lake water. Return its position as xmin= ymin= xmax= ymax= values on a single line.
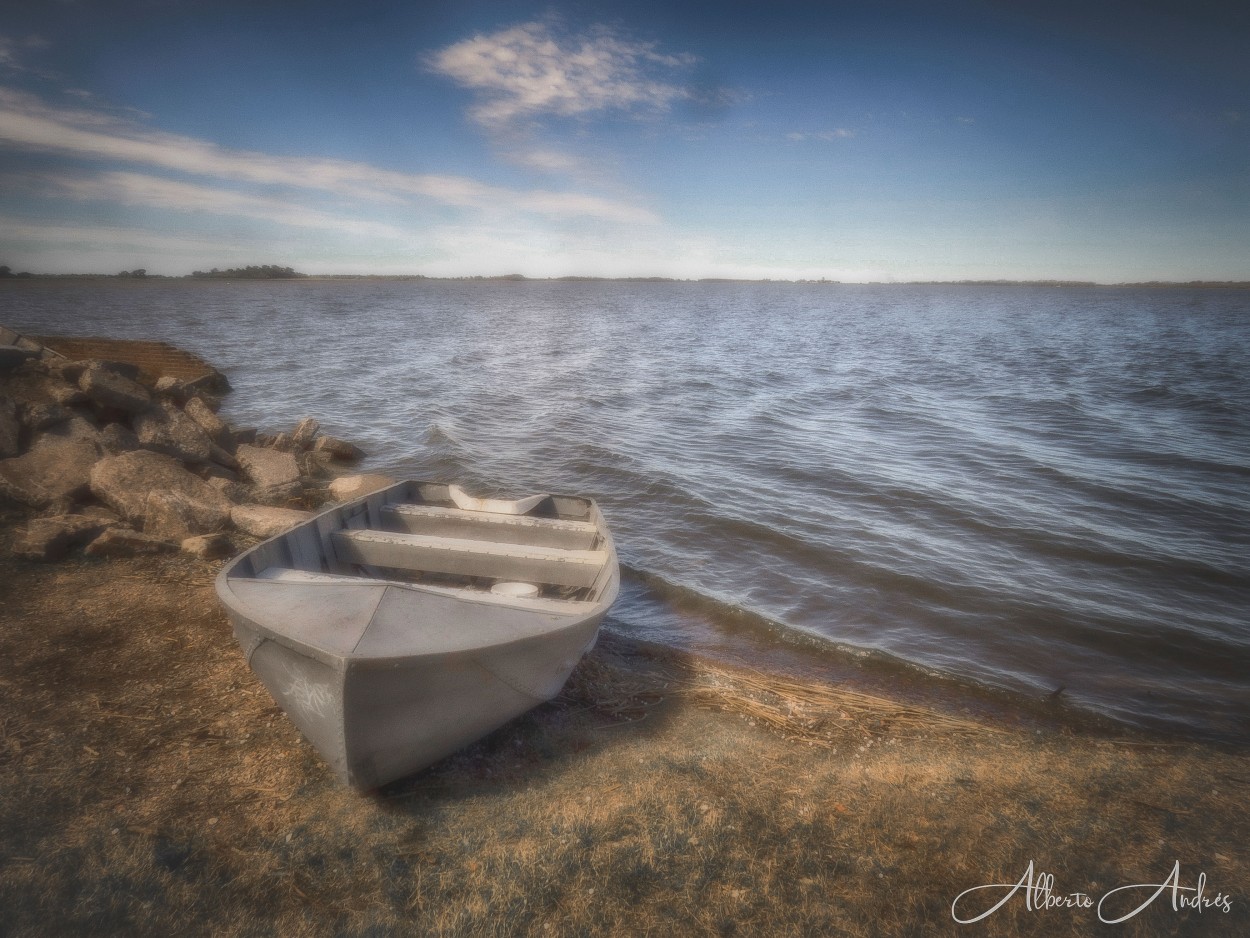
xmin=4 ymin=279 xmax=1249 ymax=739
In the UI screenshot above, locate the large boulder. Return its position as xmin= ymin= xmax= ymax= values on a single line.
xmin=291 ymin=417 xmax=320 ymax=449
xmin=43 ymin=414 xmax=102 ymax=446
xmin=0 ymin=434 xmax=99 ymax=507
xmin=47 ymin=360 xmax=88 ymax=384
xmin=78 ymin=361 xmax=151 ymax=414
xmin=99 ymin=423 xmax=140 ymax=455
xmin=154 ymin=375 xmax=189 ymax=402
xmin=235 ymin=443 xmax=301 ymax=488
xmin=89 ymin=450 xmax=233 ymax=530
xmin=1 ymin=364 xmax=72 ymax=409
xmin=327 ymin=473 xmax=395 ymax=502
xmin=21 ymin=402 xmax=73 ymax=431
xmin=312 ymin=435 xmax=365 ymax=462
xmin=144 ymin=488 xmax=231 ymax=542
xmin=230 ymin=504 xmax=312 ymax=539
xmin=183 ymin=396 xmax=231 ymax=449
xmin=0 ymin=398 xmax=19 ymax=459
xmin=133 ymin=401 xmax=215 ymax=464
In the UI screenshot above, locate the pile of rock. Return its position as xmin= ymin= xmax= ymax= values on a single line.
xmin=0 ymin=354 xmax=377 ymax=562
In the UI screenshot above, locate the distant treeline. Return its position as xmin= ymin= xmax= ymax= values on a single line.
xmin=3 ymin=264 xmax=1249 ymax=287
xmin=190 ymin=265 xmax=307 ymax=280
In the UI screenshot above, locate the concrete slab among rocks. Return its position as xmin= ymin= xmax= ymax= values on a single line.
xmin=328 ymin=473 xmax=395 ymax=502
xmin=235 ymin=444 xmax=301 ymax=488
xmin=230 ymin=504 xmax=312 ymax=539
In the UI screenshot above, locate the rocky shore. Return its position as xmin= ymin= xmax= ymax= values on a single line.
xmin=0 ymin=348 xmax=393 ymax=562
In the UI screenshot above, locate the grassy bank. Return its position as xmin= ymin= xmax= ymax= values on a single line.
xmin=1 ymin=510 xmax=1247 ymax=937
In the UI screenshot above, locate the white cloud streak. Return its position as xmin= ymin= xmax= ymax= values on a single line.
xmin=427 ymin=21 xmax=695 ymax=128
xmin=0 ymin=215 xmax=245 ymax=256
xmin=0 ymin=86 xmax=658 ymax=224
xmin=42 ymin=171 xmax=412 ymax=239
xmin=786 ymin=129 xmax=856 ymax=142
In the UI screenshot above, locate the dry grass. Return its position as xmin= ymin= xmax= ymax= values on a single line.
xmin=1 ymin=508 xmax=1248 ymax=936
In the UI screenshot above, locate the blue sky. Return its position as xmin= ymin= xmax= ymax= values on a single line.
xmin=0 ymin=0 xmax=1246 ymax=280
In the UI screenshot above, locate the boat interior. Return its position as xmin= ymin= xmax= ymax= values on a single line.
xmin=227 ymin=482 xmax=616 ymax=607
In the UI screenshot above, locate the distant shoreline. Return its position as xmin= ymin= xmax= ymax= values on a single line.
xmin=3 ymin=272 xmax=1249 ymax=288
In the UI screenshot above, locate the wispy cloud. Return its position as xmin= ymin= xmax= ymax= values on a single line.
xmin=786 ymin=129 xmax=856 ymax=142
xmin=38 ymin=171 xmax=412 ymax=239
xmin=506 ymin=147 xmax=585 ymax=175
xmin=0 ymin=215 xmax=248 ymax=257
xmin=0 ymin=86 xmax=658 ymax=224
xmin=427 ymin=21 xmax=696 ymax=129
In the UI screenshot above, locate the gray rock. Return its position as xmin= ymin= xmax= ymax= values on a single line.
xmin=248 ymin=480 xmax=304 ymax=507
xmin=13 ymin=514 xmax=114 ymax=562
xmin=43 ymin=414 xmax=102 ymax=446
xmin=0 ymin=435 xmax=99 ymax=507
xmin=271 ymin=432 xmax=294 ymax=451
xmin=291 ymin=417 xmax=320 ymax=449
xmin=194 ymin=392 xmax=224 ymax=413
xmin=0 ymin=346 xmax=38 ymax=372
xmin=312 ymin=435 xmax=365 ymax=462
xmin=133 ymin=401 xmax=214 ymax=464
xmin=48 ymin=360 xmax=88 ymax=383
xmin=206 ymin=474 xmax=249 ymax=504
xmin=89 ymin=450 xmax=233 ymax=527
xmin=207 ymin=442 xmax=240 ymax=472
xmin=327 ymin=473 xmax=395 ymax=502
xmin=99 ymin=423 xmax=140 ymax=454
xmin=95 ymin=360 xmax=143 ymax=381
xmin=235 ymin=443 xmax=301 ymax=488
xmin=230 ymin=426 xmax=258 ymax=446
xmin=0 ymin=398 xmax=19 ymax=459
xmin=184 ymin=396 xmax=231 ymax=449
xmin=297 ymin=449 xmax=335 ymax=480
xmin=196 ymin=462 xmax=239 ymax=482
xmin=230 ymin=504 xmax=312 ymax=539
xmin=78 ymin=362 xmax=152 ymax=414
xmin=77 ymin=503 xmax=122 ymax=525
xmin=84 ymin=527 xmax=177 ymax=558
xmin=50 ymin=383 xmax=88 ymax=407
xmin=21 ymin=402 xmax=73 ymax=430
xmin=154 ymin=375 xmax=189 ymax=401
xmin=144 ymin=488 xmax=231 ymax=542
xmin=0 ymin=366 xmax=71 ymax=410
xmin=181 ymin=532 xmax=234 ymax=560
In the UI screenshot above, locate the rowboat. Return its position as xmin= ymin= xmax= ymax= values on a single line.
xmin=214 ymin=480 xmax=619 ymax=789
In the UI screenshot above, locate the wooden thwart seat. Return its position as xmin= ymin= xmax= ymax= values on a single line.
xmin=332 ymin=529 xmax=608 ymax=589
xmin=382 ymin=503 xmax=599 ymax=549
